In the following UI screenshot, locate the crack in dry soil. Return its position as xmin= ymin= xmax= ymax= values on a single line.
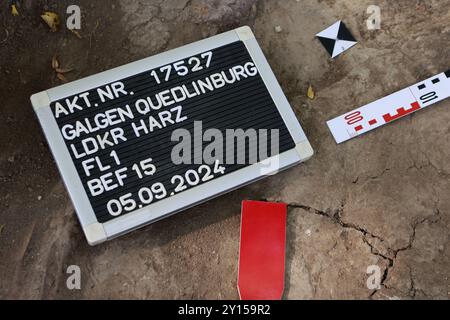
xmin=282 ymin=200 xmax=442 ymax=299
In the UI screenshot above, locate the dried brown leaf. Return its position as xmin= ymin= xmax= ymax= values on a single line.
xmin=52 ymin=55 xmax=59 ymax=69
xmin=11 ymin=5 xmax=19 ymax=16
xmin=56 ymin=73 xmax=67 ymax=82
xmin=41 ymin=11 xmax=60 ymax=32
xmin=55 ymin=67 xmax=73 ymax=74
xmin=307 ymin=84 xmax=315 ymax=100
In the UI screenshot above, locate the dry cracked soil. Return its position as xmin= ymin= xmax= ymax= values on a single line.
xmin=0 ymin=0 xmax=449 ymax=299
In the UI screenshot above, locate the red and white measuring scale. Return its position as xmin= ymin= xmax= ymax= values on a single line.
xmin=327 ymin=70 xmax=450 ymax=143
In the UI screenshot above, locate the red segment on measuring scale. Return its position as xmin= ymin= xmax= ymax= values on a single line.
xmin=327 ymin=70 xmax=450 ymax=143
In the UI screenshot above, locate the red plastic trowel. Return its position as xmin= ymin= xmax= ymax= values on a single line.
xmin=237 ymin=200 xmax=287 ymax=300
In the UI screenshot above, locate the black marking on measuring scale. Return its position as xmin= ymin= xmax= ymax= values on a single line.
xmin=50 ymin=41 xmax=295 ymax=223
xmin=445 ymin=69 xmax=450 ymax=78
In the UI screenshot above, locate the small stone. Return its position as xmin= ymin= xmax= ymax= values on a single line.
xmin=274 ymin=25 xmax=282 ymax=33
xmin=305 ymin=229 xmax=312 ymax=236
xmin=37 ymin=195 xmax=42 ymax=201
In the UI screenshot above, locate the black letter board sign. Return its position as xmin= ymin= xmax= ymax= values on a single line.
xmin=31 ymin=27 xmax=313 ymax=245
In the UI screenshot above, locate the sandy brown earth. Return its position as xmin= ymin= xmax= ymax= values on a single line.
xmin=0 ymin=0 xmax=449 ymax=299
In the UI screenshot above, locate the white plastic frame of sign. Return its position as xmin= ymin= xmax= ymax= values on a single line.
xmin=31 ymin=26 xmax=313 ymax=245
